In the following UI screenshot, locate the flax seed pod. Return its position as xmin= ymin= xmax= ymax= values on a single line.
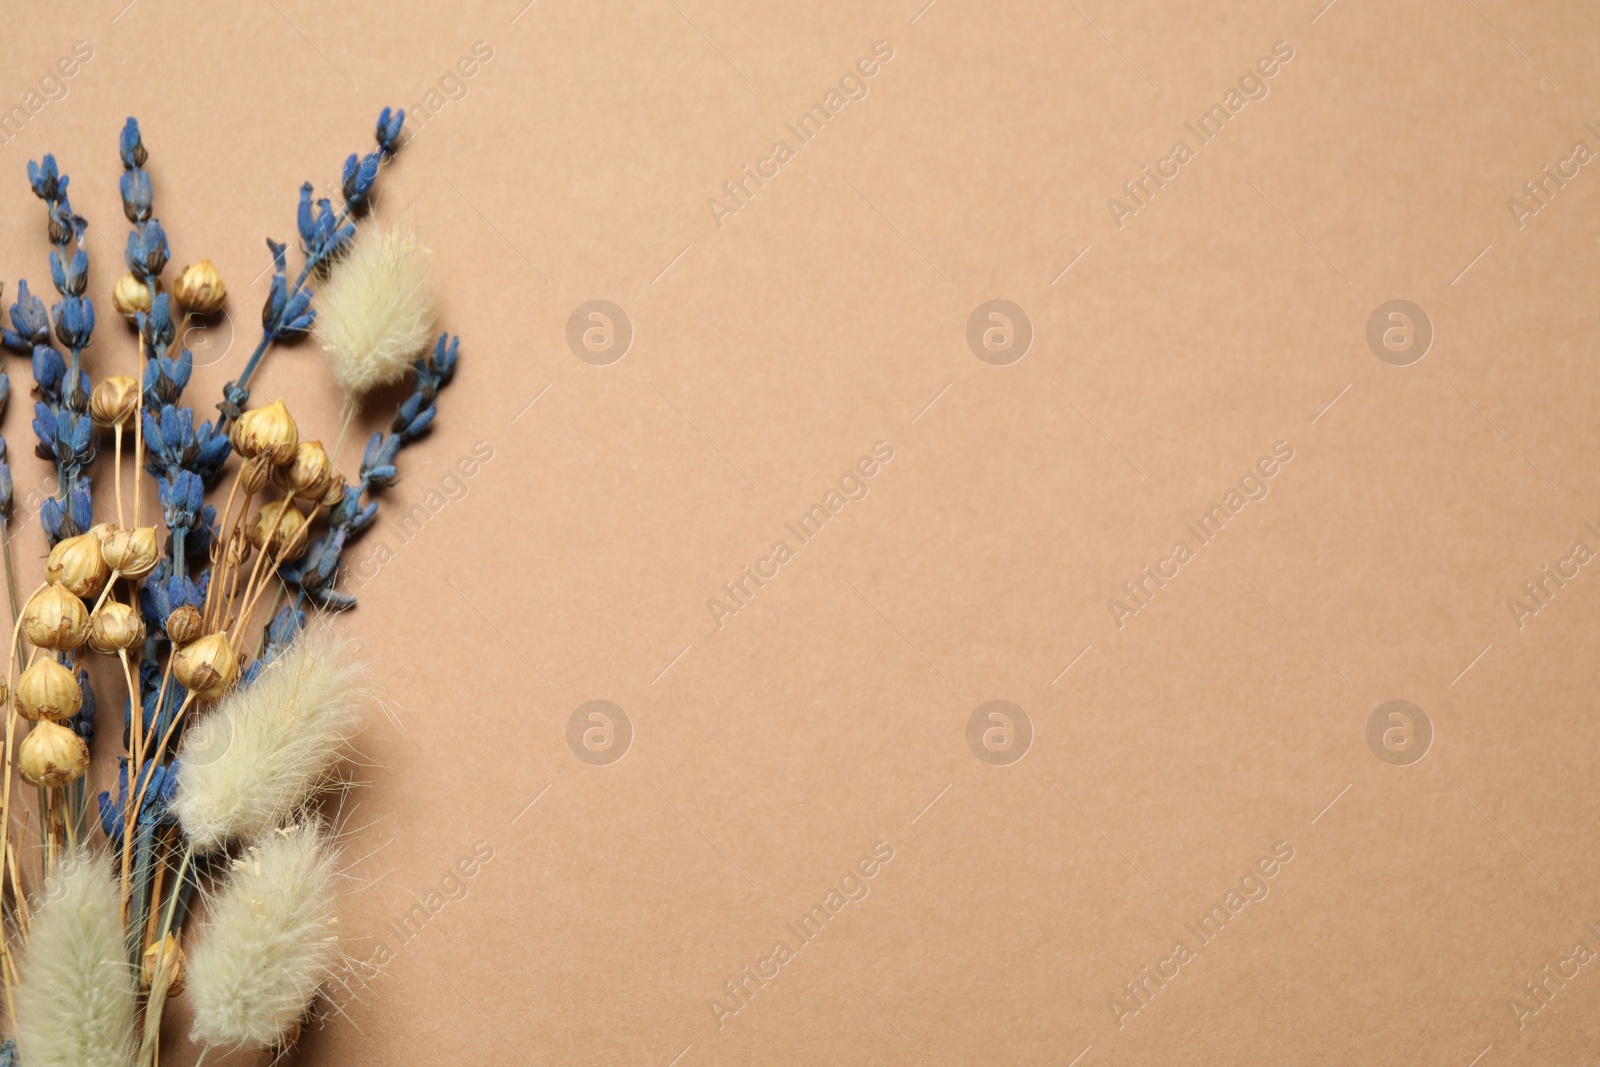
xmin=250 ymin=500 xmax=309 ymax=561
xmin=173 ymin=632 xmax=240 ymax=701
xmin=173 ymin=260 xmax=226 ymax=315
xmin=23 ymin=584 xmax=89 ymax=651
xmin=19 ymin=721 xmax=89 ymax=787
xmin=231 ymin=399 xmax=299 ymax=465
xmin=274 ymin=440 xmax=335 ymax=501
xmin=15 ymin=658 xmax=81 ymax=722
xmin=112 ymin=273 xmax=152 ymax=319
xmin=45 ymin=532 xmax=110 ymax=599
xmin=100 ymin=525 xmax=160 ymax=579
xmin=88 ymin=602 xmax=146 ymax=654
xmin=89 ymin=374 xmax=140 ymax=428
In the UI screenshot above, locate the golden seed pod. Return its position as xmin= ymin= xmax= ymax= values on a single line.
xmin=224 ymin=526 xmax=251 ymax=568
xmin=230 ymin=399 xmax=299 ymax=465
xmin=111 ymin=272 xmax=152 ymax=320
xmin=320 ymin=474 xmax=347 ymax=509
xmin=165 ymin=604 xmax=204 ymax=646
xmin=101 ymin=525 xmax=160 ymax=579
xmin=45 ymin=532 xmax=110 ymax=599
xmin=23 ymin=583 xmax=89 ymax=651
xmin=18 ymin=720 xmax=89 ymax=787
xmin=172 ymin=632 xmax=239 ymax=700
xmin=16 ymin=657 xmax=81 ymax=722
xmin=240 ymin=454 xmax=273 ymax=496
xmin=274 ymin=440 xmax=336 ymax=501
xmin=88 ymin=601 xmax=146 ymax=654
xmin=172 ymin=259 xmax=226 ymax=315
xmin=90 ymin=374 xmax=141 ymax=428
xmin=249 ymin=500 xmax=309 ymax=561
xmin=141 ymin=933 xmax=187 ymax=996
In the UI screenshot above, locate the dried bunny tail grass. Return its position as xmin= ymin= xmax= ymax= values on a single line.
xmin=316 ymin=221 xmax=434 ymax=397
xmin=14 ymin=850 xmax=138 ymax=1067
xmin=174 ymin=619 xmax=368 ymax=852
xmin=187 ymin=821 xmax=340 ymax=1050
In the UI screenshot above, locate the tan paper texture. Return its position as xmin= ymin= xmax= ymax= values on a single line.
xmin=1 ymin=1 xmax=1598 ymax=1063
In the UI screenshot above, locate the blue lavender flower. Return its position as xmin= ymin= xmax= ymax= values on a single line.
xmin=26 ymin=153 xmax=64 ymax=200
xmin=158 ymin=470 xmax=204 ymax=534
xmin=96 ymin=758 xmax=180 ymax=846
xmin=23 ymin=150 xmax=98 ymax=544
xmin=260 ymin=270 xmax=315 ymax=340
xmin=341 ymin=151 xmax=381 ymax=210
xmin=124 ymin=217 xmax=169 ymax=281
xmin=119 ymin=115 xmax=147 ymax=169
xmin=51 ymin=293 xmax=94 ymax=351
xmin=143 ymin=394 xmax=229 ymax=494
xmin=120 ymin=117 xmax=152 ymax=221
xmin=48 ymin=247 xmax=88 ymax=296
xmin=219 ymin=107 xmax=406 ymax=424
xmin=376 ymin=106 xmax=406 ymax=155
xmin=40 ymin=478 xmax=91 ymax=543
xmin=51 ymin=407 xmax=94 ymax=477
xmin=68 ymin=666 xmax=97 ymax=744
xmin=120 ymin=168 xmax=152 ymax=223
xmin=245 ymin=603 xmax=308 ymax=684
xmin=138 ymin=292 xmax=178 ymax=357
xmin=0 ymin=439 xmax=12 ymax=519
xmin=30 ymin=343 xmax=63 ymax=401
xmin=142 ymin=567 xmax=206 ymax=624
xmin=290 ymin=333 xmax=459 ymax=609
xmin=2 ymin=279 xmax=50 ymax=351
xmin=298 ymin=183 xmax=355 ymax=261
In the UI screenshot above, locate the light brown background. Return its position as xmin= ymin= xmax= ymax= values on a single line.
xmin=4 ymin=0 xmax=1600 ymax=1063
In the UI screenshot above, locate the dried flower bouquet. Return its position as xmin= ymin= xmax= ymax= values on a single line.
xmin=0 ymin=106 xmax=455 ymax=1066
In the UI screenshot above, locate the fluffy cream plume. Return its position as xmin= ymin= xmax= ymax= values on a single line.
xmin=316 ymin=222 xmax=434 ymax=397
xmin=14 ymin=850 xmax=138 ymax=1067
xmin=173 ymin=621 xmax=366 ymax=852
xmin=187 ymin=821 xmax=340 ymax=1048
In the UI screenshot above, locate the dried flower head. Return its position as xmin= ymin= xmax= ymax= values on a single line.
xmin=141 ymin=934 xmax=187 ymax=997
xmin=187 ymin=822 xmax=340 ymax=1049
xmin=231 ymin=398 xmax=299 ymax=464
xmin=19 ymin=720 xmax=89 ymax=786
xmin=16 ymin=657 xmax=81 ymax=721
xmin=172 ymin=632 xmax=240 ymax=701
xmin=89 ymin=374 xmax=140 ymax=427
xmin=275 ymin=439 xmax=336 ymax=500
xmin=240 ymin=454 xmax=274 ymax=495
xmin=166 ymin=603 xmax=204 ymax=645
xmin=45 ymin=532 xmax=109 ymax=598
xmin=174 ymin=621 xmax=365 ymax=851
xmin=224 ymin=525 xmax=252 ymax=568
xmin=173 ymin=258 xmax=226 ymax=314
xmin=111 ymin=272 xmax=151 ymax=319
xmin=249 ymin=499 xmax=309 ymax=561
xmin=316 ymin=222 xmax=434 ymax=397
xmin=88 ymin=601 xmax=145 ymax=653
xmin=15 ymin=850 xmax=137 ymax=1067
xmin=23 ymin=583 xmax=89 ymax=650
xmin=99 ymin=525 xmax=159 ymax=578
